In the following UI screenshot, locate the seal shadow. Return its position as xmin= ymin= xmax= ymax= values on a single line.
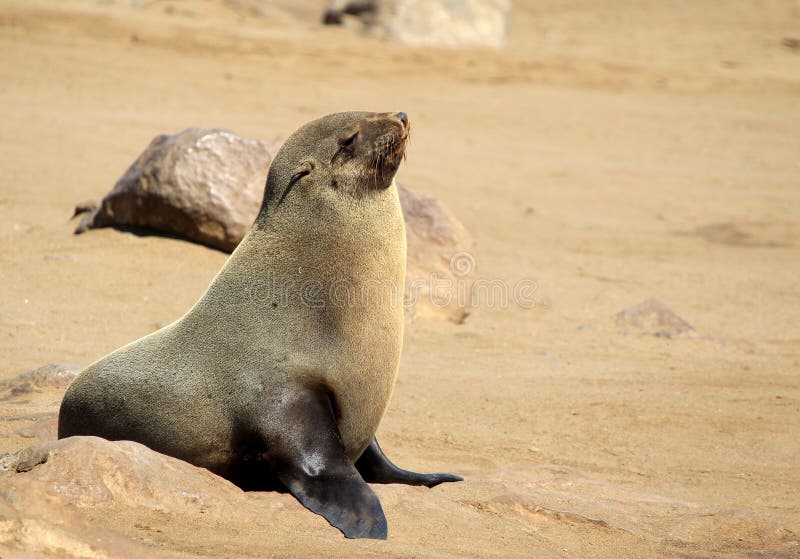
xmin=228 ymin=465 xmax=289 ymax=494
xmin=85 ymin=223 xmax=233 ymax=254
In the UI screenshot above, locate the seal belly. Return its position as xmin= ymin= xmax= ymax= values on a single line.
xmin=326 ymin=303 xmax=404 ymax=460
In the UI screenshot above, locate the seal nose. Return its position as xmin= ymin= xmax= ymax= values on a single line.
xmin=396 ymin=112 xmax=408 ymax=126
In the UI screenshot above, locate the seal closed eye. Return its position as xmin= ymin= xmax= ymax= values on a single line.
xmin=57 ymin=111 xmax=462 ymax=540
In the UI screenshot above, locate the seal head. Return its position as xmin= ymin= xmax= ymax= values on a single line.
xmin=261 ymin=111 xmax=410 ymax=214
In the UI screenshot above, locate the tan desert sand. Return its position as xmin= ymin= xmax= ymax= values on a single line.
xmin=1 ymin=1 xmax=799 ymax=557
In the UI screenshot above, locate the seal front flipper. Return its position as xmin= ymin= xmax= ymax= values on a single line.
xmin=355 ymin=438 xmax=463 ymax=487
xmin=259 ymin=389 xmax=388 ymax=540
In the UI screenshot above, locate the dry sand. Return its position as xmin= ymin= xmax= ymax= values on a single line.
xmin=1 ymin=1 xmax=799 ymax=557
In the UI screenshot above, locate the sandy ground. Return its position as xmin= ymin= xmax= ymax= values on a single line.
xmin=1 ymin=1 xmax=799 ymax=557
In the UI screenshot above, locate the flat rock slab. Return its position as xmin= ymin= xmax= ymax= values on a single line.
xmin=1 ymin=437 xmax=245 ymax=512
xmin=0 ymin=436 xmax=794 ymax=558
xmin=73 ymin=128 xmax=474 ymax=322
xmin=0 ymin=363 xmax=795 ymax=557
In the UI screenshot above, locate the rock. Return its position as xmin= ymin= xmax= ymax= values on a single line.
xmin=323 ymin=0 xmax=511 ymax=47
xmin=323 ymin=0 xmax=380 ymax=26
xmin=73 ymin=128 xmax=474 ymax=322
xmin=400 ymin=185 xmax=474 ymax=323
xmin=74 ymin=128 xmax=279 ymax=252
xmin=458 ymin=466 xmax=797 ymax=553
xmin=1 ymin=363 xmax=78 ymax=399
xmin=0 ymin=437 xmax=251 ymax=558
xmin=614 ymin=298 xmax=694 ymax=338
xmin=1 ymin=446 xmax=793 ymax=557
xmin=1 ymin=437 xmax=244 ymax=511
xmin=0 ymin=365 xmax=80 ymax=456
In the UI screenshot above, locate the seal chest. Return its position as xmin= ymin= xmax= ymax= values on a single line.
xmin=59 ymin=111 xmax=461 ymax=540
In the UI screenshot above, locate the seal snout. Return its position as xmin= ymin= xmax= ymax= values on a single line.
xmin=391 ymin=111 xmax=410 ymax=153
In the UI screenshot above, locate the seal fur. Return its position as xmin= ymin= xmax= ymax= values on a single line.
xmin=58 ymin=111 xmax=461 ymax=539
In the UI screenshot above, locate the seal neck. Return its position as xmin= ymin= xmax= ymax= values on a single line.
xmin=191 ymin=183 xmax=407 ymax=331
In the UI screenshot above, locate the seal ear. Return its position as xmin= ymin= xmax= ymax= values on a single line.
xmin=278 ymin=161 xmax=314 ymax=206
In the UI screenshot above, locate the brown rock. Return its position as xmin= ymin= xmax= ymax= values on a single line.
xmin=2 ymin=441 xmax=790 ymax=558
xmin=400 ymin=185 xmax=475 ymax=323
xmin=74 ymin=128 xmax=279 ymax=252
xmin=614 ymin=298 xmax=694 ymax=338
xmin=74 ymin=128 xmax=474 ymax=322
xmin=0 ymin=437 xmax=249 ymax=558
xmin=1 ymin=363 xmax=78 ymax=399
xmin=0 ymin=364 xmax=81 ymax=456
xmin=323 ymin=0 xmax=511 ymax=47
xmin=1 ymin=437 xmax=244 ymax=511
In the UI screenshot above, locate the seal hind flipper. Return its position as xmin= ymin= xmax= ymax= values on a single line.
xmin=71 ymin=200 xmax=101 ymax=234
xmin=355 ymin=438 xmax=463 ymax=487
xmin=260 ymin=390 xmax=388 ymax=540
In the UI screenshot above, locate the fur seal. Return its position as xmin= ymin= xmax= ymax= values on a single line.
xmin=58 ymin=111 xmax=462 ymax=539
